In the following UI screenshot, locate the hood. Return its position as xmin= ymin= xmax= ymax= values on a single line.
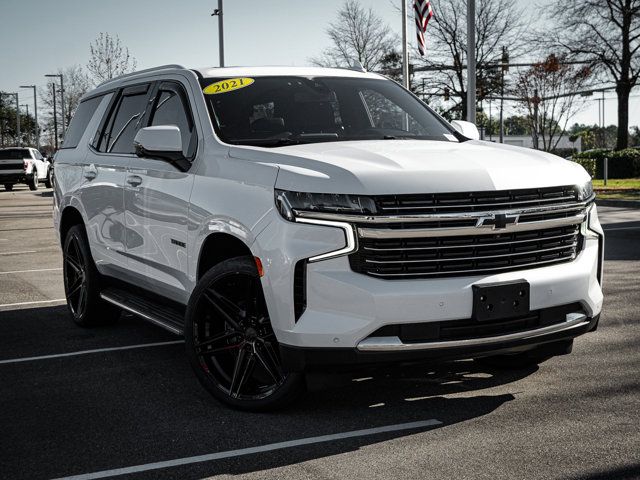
xmin=228 ymin=139 xmax=590 ymax=195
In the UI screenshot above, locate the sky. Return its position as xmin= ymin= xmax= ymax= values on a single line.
xmin=0 ymin=0 xmax=637 ymax=129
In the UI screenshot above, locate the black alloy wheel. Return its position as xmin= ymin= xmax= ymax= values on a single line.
xmin=62 ymin=225 xmax=120 ymax=326
xmin=185 ymin=256 xmax=304 ymax=410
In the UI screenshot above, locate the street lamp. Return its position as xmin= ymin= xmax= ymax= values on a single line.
xmin=45 ymin=73 xmax=65 ymax=138
xmin=0 ymin=91 xmax=20 ymax=146
xmin=211 ymin=0 xmax=225 ymax=67
xmin=20 ymin=85 xmax=39 ymax=150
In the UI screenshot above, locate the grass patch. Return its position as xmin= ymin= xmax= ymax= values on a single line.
xmin=593 ymin=178 xmax=640 ymax=189
xmin=597 ymin=192 xmax=640 ymax=201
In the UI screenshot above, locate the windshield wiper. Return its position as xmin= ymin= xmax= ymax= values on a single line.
xmin=233 ymin=133 xmax=339 ymax=147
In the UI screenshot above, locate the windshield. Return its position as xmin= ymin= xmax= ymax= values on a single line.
xmin=199 ymin=76 xmax=458 ymax=147
xmin=0 ymin=149 xmax=30 ymax=160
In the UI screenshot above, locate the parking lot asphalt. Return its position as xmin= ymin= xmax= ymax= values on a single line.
xmin=0 ymin=185 xmax=638 ymax=480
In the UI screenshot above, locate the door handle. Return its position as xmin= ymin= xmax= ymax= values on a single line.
xmin=126 ymin=175 xmax=143 ymax=187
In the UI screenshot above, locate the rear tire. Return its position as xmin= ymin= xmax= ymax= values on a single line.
xmin=63 ymin=224 xmax=120 ymax=326
xmin=44 ymin=168 xmax=53 ymax=188
xmin=28 ymin=172 xmax=39 ymax=191
xmin=185 ymin=256 xmax=305 ymax=411
xmin=4 ymin=184 xmax=13 ymax=191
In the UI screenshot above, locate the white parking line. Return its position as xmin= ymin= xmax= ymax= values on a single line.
xmin=0 ymin=250 xmax=37 ymax=256
xmin=51 ymin=419 xmax=442 ymax=480
xmin=0 ymin=298 xmax=66 ymax=309
xmin=0 ymin=267 xmax=62 ymax=275
xmin=0 ymin=340 xmax=184 ymax=365
xmin=603 ymin=226 xmax=640 ymax=231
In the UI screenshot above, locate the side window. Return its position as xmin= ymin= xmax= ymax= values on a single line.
xmin=62 ymin=95 xmax=103 ymax=149
xmin=100 ymin=85 xmax=150 ymax=154
xmin=148 ymin=83 xmax=196 ymax=159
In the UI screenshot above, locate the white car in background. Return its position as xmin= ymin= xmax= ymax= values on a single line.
xmin=53 ymin=65 xmax=604 ymax=411
xmin=0 ymin=147 xmax=52 ymax=191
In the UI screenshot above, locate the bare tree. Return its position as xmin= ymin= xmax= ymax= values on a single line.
xmin=310 ymin=0 xmax=396 ymax=71
xmin=87 ymin=32 xmax=137 ymax=85
xmin=549 ymin=0 xmax=640 ymax=150
xmin=419 ymin=0 xmax=528 ymax=119
xmin=39 ymin=65 xmax=92 ymax=146
xmin=514 ymin=55 xmax=592 ymax=151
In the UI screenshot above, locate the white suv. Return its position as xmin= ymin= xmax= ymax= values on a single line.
xmin=53 ymin=65 xmax=604 ymax=410
xmin=0 ymin=147 xmax=52 ymax=191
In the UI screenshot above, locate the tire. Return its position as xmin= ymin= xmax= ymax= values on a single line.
xmin=62 ymin=224 xmax=120 ymax=326
xmin=27 ymin=172 xmax=39 ymax=191
xmin=185 ymin=256 xmax=305 ymax=411
xmin=4 ymin=184 xmax=13 ymax=191
xmin=44 ymin=168 xmax=53 ymax=189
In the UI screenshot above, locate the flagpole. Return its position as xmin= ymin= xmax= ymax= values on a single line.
xmin=467 ymin=0 xmax=476 ymax=123
xmin=402 ymin=0 xmax=410 ymax=90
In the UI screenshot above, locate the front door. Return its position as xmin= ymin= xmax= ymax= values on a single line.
xmin=123 ymin=80 xmax=197 ymax=304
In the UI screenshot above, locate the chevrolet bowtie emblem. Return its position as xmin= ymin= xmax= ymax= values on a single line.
xmin=477 ymin=213 xmax=519 ymax=229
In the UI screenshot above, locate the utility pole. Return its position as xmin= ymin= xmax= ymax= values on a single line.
xmin=211 ymin=0 xmax=225 ymax=67
xmin=45 ymin=74 xmax=65 ymax=138
xmin=20 ymin=104 xmax=29 ymax=145
xmin=20 ymin=85 xmax=39 ymax=150
xmin=532 ymin=89 xmax=540 ymax=150
xmin=467 ymin=0 xmax=476 ymax=124
xmin=51 ymin=83 xmax=59 ymax=150
xmin=401 ymin=0 xmax=410 ymax=90
xmin=499 ymin=46 xmax=509 ymax=143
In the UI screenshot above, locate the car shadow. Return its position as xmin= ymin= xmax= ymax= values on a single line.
xmin=0 ymin=305 xmax=537 ymax=479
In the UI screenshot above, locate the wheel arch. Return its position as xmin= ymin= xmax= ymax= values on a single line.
xmin=59 ymin=206 xmax=85 ymax=246
xmin=197 ymin=232 xmax=254 ymax=280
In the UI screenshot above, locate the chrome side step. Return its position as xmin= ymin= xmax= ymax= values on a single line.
xmin=100 ymin=287 xmax=185 ymax=335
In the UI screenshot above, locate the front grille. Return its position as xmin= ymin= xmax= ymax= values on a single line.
xmin=369 ymin=303 xmax=584 ymax=343
xmin=349 ymin=225 xmax=582 ymax=279
xmin=375 ymin=185 xmax=579 ymax=215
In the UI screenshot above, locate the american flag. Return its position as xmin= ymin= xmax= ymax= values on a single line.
xmin=414 ymin=0 xmax=434 ymax=56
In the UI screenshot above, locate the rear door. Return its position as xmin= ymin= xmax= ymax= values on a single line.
xmin=123 ymin=80 xmax=197 ymax=303
xmin=84 ymin=84 xmax=153 ymax=278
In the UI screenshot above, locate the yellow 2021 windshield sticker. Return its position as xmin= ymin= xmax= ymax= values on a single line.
xmin=203 ymin=77 xmax=255 ymax=95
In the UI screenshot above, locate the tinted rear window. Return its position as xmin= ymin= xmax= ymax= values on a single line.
xmin=62 ymin=95 xmax=103 ymax=149
xmin=0 ymin=149 xmax=30 ymax=160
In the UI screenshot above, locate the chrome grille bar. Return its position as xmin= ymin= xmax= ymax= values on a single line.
xmin=364 ymin=243 xmax=577 ymax=265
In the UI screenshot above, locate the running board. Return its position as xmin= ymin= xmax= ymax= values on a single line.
xmin=100 ymin=287 xmax=185 ymax=335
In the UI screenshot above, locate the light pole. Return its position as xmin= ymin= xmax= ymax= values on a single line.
xmin=20 ymin=85 xmax=40 ymax=150
xmin=45 ymin=73 xmax=65 ymax=138
xmin=50 ymin=83 xmax=59 ymax=150
xmin=401 ymin=0 xmax=410 ymax=90
xmin=20 ymin=104 xmax=30 ymax=145
xmin=467 ymin=0 xmax=476 ymax=124
xmin=211 ymin=0 xmax=225 ymax=67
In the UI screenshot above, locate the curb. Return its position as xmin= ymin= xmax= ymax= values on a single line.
xmin=596 ymin=199 xmax=640 ymax=209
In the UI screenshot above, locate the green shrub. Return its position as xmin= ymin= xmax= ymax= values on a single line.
xmin=572 ymin=148 xmax=640 ymax=179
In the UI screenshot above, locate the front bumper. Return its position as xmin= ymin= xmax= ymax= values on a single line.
xmin=254 ymin=206 xmax=604 ymax=364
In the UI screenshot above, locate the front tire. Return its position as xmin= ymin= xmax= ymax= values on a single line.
xmin=63 ymin=224 xmax=120 ymax=326
xmin=27 ymin=172 xmax=39 ymax=191
xmin=185 ymin=256 xmax=305 ymax=411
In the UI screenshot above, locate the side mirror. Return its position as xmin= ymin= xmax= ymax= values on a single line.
xmin=451 ymin=120 xmax=480 ymax=141
xmin=133 ymin=126 xmax=189 ymax=171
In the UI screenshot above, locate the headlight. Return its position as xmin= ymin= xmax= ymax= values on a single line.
xmin=275 ymin=189 xmax=376 ymax=221
xmin=576 ymin=181 xmax=594 ymax=202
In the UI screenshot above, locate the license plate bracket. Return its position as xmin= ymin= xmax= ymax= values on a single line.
xmin=472 ymin=280 xmax=530 ymax=322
